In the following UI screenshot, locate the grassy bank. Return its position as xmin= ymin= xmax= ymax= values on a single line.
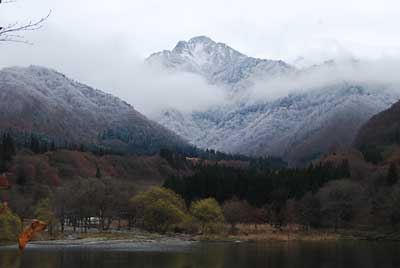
xmin=194 ymin=224 xmax=400 ymax=242
xmin=67 ymin=224 xmax=399 ymax=243
xmin=195 ymin=224 xmax=343 ymax=242
xmin=4 ymin=224 xmax=400 ymax=246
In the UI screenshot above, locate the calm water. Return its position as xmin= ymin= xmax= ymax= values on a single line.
xmin=1 ymin=240 xmax=400 ymax=268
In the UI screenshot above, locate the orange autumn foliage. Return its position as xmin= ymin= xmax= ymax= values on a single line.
xmin=18 ymin=220 xmax=47 ymax=251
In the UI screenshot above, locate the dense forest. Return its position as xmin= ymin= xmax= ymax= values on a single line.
xmin=2 ymin=129 xmax=400 ymax=242
xmin=164 ymin=160 xmax=350 ymax=206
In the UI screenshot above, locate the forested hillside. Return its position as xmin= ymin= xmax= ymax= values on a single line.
xmin=0 ymin=66 xmax=191 ymax=155
xmin=355 ymin=100 xmax=400 ymax=149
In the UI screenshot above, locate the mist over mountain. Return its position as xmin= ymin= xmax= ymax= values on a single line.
xmin=1 ymin=37 xmax=399 ymax=165
xmin=150 ymin=36 xmax=400 ymax=165
xmin=0 ymin=65 xmax=189 ymax=154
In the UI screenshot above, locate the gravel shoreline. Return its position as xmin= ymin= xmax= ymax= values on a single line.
xmin=0 ymin=235 xmax=197 ymax=251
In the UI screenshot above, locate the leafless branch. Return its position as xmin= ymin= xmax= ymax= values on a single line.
xmin=1 ymin=1 xmax=17 ymax=4
xmin=0 ymin=1 xmax=51 ymax=44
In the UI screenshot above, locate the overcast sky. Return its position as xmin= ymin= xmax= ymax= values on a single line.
xmin=1 ymin=0 xmax=400 ymax=114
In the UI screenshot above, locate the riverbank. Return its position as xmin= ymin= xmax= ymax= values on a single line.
xmin=0 ymin=232 xmax=196 ymax=251
xmin=195 ymin=224 xmax=400 ymax=242
xmin=2 ymin=224 xmax=400 ymax=247
xmin=194 ymin=224 xmax=345 ymax=242
xmin=33 ymin=224 xmax=355 ymax=243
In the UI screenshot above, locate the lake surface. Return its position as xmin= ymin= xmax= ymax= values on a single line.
xmin=1 ymin=240 xmax=400 ymax=268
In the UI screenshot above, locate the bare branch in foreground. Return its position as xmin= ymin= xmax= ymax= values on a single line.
xmin=0 ymin=2 xmax=51 ymax=44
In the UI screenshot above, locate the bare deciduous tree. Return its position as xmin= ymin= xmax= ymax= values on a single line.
xmin=0 ymin=0 xmax=50 ymax=44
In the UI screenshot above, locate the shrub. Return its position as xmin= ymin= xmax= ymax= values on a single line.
xmin=33 ymin=199 xmax=59 ymax=236
xmin=190 ymin=198 xmax=225 ymax=234
xmin=130 ymin=187 xmax=188 ymax=233
xmin=0 ymin=204 xmax=22 ymax=242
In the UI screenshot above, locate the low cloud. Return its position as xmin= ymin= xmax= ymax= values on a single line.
xmin=103 ymin=63 xmax=226 ymax=115
xmin=2 ymin=15 xmax=400 ymax=116
xmin=246 ymin=58 xmax=400 ymax=102
xmin=73 ymin=59 xmax=227 ymax=116
xmin=0 ymin=27 xmax=226 ymax=116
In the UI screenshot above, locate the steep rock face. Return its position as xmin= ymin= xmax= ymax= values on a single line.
xmin=150 ymin=36 xmax=400 ymax=165
xmin=0 ymin=66 xmax=188 ymax=154
xmin=355 ymin=100 xmax=400 ymax=148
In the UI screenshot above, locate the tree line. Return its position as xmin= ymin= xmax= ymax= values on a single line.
xmin=162 ymin=158 xmax=400 ymax=232
xmin=3 ymin=126 xmax=400 ymax=239
xmin=164 ymin=160 xmax=351 ymax=207
xmin=2 ymin=156 xmax=400 ymax=241
xmin=0 ymin=129 xmax=124 ymax=165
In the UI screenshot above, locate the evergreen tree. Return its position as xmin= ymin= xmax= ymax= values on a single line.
xmin=0 ymin=133 xmax=16 ymax=172
xmin=340 ymin=159 xmax=351 ymax=178
xmin=0 ymin=145 xmax=5 ymax=173
xmin=50 ymin=141 xmax=56 ymax=151
xmin=361 ymin=145 xmax=383 ymax=164
xmin=2 ymin=133 xmax=16 ymax=162
xmin=30 ymin=136 xmax=41 ymax=154
xmin=79 ymin=144 xmax=85 ymax=152
xmin=40 ymin=140 xmax=48 ymax=153
xmin=96 ymin=166 xmax=102 ymax=178
xmin=160 ymin=148 xmax=173 ymax=164
xmin=386 ymin=163 xmax=399 ymax=186
xmin=395 ymin=128 xmax=400 ymax=144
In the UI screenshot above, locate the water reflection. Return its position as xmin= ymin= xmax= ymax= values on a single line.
xmin=1 ymin=241 xmax=400 ymax=268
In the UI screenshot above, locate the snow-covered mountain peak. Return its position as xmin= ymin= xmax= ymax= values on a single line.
xmin=1 ymin=65 xmax=134 ymax=112
xmin=188 ymin=35 xmax=214 ymax=44
xmin=173 ymin=36 xmax=215 ymax=51
xmin=150 ymin=37 xmax=400 ymax=165
xmin=146 ymin=36 xmax=294 ymax=87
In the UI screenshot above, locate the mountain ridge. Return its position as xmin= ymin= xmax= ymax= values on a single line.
xmin=149 ymin=36 xmax=400 ymax=165
xmin=355 ymin=100 xmax=400 ymax=148
xmin=0 ymin=65 xmax=190 ymax=154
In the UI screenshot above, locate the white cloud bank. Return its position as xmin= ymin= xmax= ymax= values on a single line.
xmin=247 ymin=58 xmax=400 ymax=102
xmin=0 ymin=26 xmax=226 ymax=115
xmin=102 ymin=63 xmax=226 ymax=115
xmin=2 ymin=0 xmax=400 ymax=115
